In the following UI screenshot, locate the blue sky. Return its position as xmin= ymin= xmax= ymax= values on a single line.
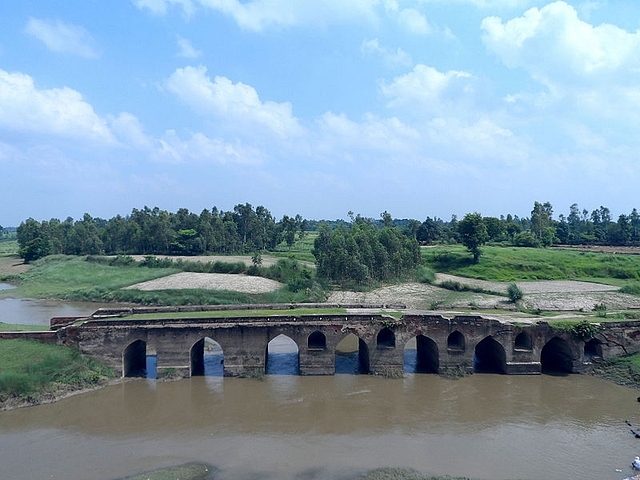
xmin=2 ymin=0 xmax=640 ymax=226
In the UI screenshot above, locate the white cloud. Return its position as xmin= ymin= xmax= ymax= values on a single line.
xmin=481 ymin=1 xmax=640 ymax=83
xmin=109 ymin=112 xmax=153 ymax=150
xmin=0 ymin=69 xmax=114 ymax=143
xmin=165 ymin=65 xmax=303 ymax=138
xmin=136 ymin=0 xmax=380 ymax=31
xmin=361 ymin=39 xmax=412 ymax=69
xmin=153 ymin=130 xmax=265 ymax=164
xmin=397 ymin=8 xmax=431 ymax=35
xmin=380 ymin=64 xmax=474 ymax=115
xmin=418 ymin=0 xmax=542 ymax=8
xmin=24 ymin=18 xmax=98 ymax=58
xmin=176 ymin=36 xmax=202 ymax=58
xmin=132 ymin=0 xmax=195 ymax=17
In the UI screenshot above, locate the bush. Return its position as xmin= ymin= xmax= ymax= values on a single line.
xmin=507 ymin=283 xmax=524 ymax=302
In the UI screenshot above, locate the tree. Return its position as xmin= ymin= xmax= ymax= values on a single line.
xmin=457 ymin=213 xmax=488 ymax=262
xmin=531 ymin=201 xmax=555 ymax=246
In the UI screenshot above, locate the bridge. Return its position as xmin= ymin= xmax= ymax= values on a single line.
xmin=25 ymin=305 xmax=640 ymax=379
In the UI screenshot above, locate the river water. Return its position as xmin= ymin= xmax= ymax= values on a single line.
xmin=2 ymin=296 xmax=640 ymax=479
xmin=1 ymin=373 xmax=640 ymax=480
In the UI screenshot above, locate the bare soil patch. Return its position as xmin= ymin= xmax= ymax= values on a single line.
xmin=0 ymin=255 xmax=30 ymax=278
xmin=328 ymin=274 xmax=640 ymax=313
xmin=125 ymin=272 xmax=283 ymax=294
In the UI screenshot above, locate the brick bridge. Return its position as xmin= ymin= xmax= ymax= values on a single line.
xmin=32 ymin=306 xmax=640 ymax=378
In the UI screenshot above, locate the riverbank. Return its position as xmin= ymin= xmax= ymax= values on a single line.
xmin=0 ymin=338 xmax=116 ymax=411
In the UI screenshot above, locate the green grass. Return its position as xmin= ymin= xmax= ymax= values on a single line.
xmin=0 ymin=322 xmax=48 ymax=332
xmin=120 ymin=307 xmax=349 ymax=320
xmin=1 ymin=255 xmax=178 ymax=300
xmin=0 ymin=239 xmax=18 ymax=255
xmin=590 ymin=352 xmax=640 ymax=388
xmin=0 ymin=339 xmax=114 ymax=400
xmin=422 ymin=245 xmax=640 ymax=283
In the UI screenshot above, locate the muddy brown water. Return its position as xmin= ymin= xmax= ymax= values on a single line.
xmin=2 ymin=374 xmax=640 ymax=480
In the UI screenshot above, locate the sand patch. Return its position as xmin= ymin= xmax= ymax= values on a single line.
xmin=125 ymin=272 xmax=283 ymax=294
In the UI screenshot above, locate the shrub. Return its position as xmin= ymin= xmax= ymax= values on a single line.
xmin=507 ymin=283 xmax=524 ymax=302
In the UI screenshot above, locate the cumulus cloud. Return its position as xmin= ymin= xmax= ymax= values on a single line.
xmin=176 ymin=36 xmax=202 ymax=58
xmin=165 ymin=65 xmax=303 ymax=138
xmin=380 ymin=64 xmax=474 ymax=115
xmin=397 ymin=8 xmax=431 ymax=35
xmin=361 ymin=39 xmax=412 ymax=69
xmin=24 ymin=17 xmax=98 ymax=58
xmin=0 ymin=69 xmax=114 ymax=142
xmin=481 ymin=1 xmax=640 ymax=84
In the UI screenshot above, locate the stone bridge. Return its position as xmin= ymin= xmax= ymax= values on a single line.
xmin=40 ymin=308 xmax=640 ymax=378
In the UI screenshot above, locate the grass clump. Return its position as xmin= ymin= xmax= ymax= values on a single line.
xmin=361 ymin=468 xmax=468 ymax=480
xmin=0 ymin=339 xmax=114 ymax=402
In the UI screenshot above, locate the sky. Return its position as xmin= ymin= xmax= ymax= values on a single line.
xmin=1 ymin=0 xmax=640 ymax=226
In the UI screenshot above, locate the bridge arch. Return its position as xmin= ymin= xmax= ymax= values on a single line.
xmin=447 ymin=331 xmax=465 ymax=351
xmin=404 ymin=335 xmax=439 ymax=373
xmin=123 ymin=339 xmax=147 ymax=378
xmin=266 ymin=334 xmax=299 ymax=375
xmin=514 ymin=332 xmax=533 ymax=351
xmin=335 ymin=333 xmax=369 ymax=374
xmin=541 ymin=337 xmax=575 ymax=374
xmin=190 ymin=337 xmax=224 ymax=376
xmin=308 ymin=331 xmax=327 ymax=350
xmin=377 ymin=328 xmax=395 ymax=349
xmin=474 ymin=336 xmax=507 ymax=374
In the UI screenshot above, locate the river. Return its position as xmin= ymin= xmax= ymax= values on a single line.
xmin=2 ymin=371 xmax=640 ymax=479
xmin=2 ymin=297 xmax=640 ymax=479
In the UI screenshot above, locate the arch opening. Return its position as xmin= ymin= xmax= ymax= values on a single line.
xmin=514 ymin=332 xmax=533 ymax=351
xmin=123 ymin=339 xmax=150 ymax=378
xmin=584 ymin=338 xmax=603 ymax=361
xmin=308 ymin=331 xmax=327 ymax=350
xmin=447 ymin=331 xmax=465 ymax=351
xmin=191 ymin=337 xmax=224 ymax=377
xmin=404 ymin=335 xmax=439 ymax=374
xmin=541 ymin=337 xmax=574 ymax=375
xmin=266 ymin=334 xmax=299 ymax=375
xmin=474 ymin=336 xmax=507 ymax=374
xmin=335 ymin=333 xmax=369 ymax=374
xmin=377 ymin=328 xmax=395 ymax=349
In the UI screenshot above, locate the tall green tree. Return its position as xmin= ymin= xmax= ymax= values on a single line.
xmin=457 ymin=213 xmax=488 ymax=262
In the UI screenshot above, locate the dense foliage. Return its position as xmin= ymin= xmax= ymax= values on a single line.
xmin=16 ymin=204 xmax=306 ymax=262
xmin=313 ymin=217 xmax=421 ymax=285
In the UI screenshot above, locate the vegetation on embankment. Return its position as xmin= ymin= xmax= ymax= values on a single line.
xmin=0 ymin=339 xmax=114 ymax=408
xmin=422 ymin=245 xmax=640 ymax=285
xmin=589 ymin=352 xmax=640 ymax=389
xmin=0 ymin=254 xmax=322 ymax=305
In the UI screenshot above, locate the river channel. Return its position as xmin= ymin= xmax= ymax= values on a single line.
xmin=2 ymin=297 xmax=640 ymax=480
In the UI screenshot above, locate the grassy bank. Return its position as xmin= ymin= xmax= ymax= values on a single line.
xmin=0 ymin=254 xmax=321 ymax=305
xmin=0 ymin=339 xmax=114 ymax=407
xmin=422 ymin=245 xmax=640 ymax=284
xmin=590 ymin=352 xmax=640 ymax=389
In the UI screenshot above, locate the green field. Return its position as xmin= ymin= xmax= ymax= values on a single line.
xmin=0 ymin=338 xmax=113 ymax=401
xmin=422 ymin=244 xmax=640 ymax=285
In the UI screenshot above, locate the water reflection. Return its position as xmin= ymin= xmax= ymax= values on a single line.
xmin=267 ymin=334 xmax=299 ymax=375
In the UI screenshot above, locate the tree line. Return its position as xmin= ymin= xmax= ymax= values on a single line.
xmin=16 ymin=204 xmax=307 ymax=263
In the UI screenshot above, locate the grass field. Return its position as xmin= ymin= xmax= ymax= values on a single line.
xmin=0 ymin=338 xmax=113 ymax=401
xmin=422 ymin=244 xmax=640 ymax=284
